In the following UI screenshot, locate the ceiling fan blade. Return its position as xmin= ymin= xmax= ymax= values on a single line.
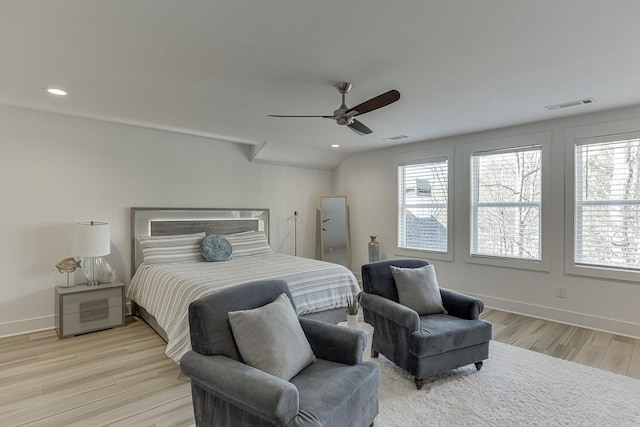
xmin=268 ymin=114 xmax=335 ymax=118
xmin=345 ymin=89 xmax=400 ymax=117
xmin=347 ymin=119 xmax=373 ymax=135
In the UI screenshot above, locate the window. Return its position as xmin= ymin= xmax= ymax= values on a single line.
xmin=397 ymin=148 xmax=453 ymax=260
xmin=463 ymin=131 xmax=550 ymax=271
xmin=470 ymin=146 xmax=542 ymax=260
xmin=574 ymin=137 xmax=640 ymax=271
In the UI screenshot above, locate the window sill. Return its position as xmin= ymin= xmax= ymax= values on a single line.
xmin=394 ymin=248 xmax=453 ymax=262
xmin=565 ymin=263 xmax=640 ymax=283
xmin=464 ymin=254 xmax=550 ymax=272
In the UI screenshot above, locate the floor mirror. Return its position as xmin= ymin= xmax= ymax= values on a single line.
xmin=319 ymin=196 xmax=350 ymax=268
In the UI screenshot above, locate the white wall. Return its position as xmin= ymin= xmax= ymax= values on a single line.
xmin=0 ymin=105 xmax=332 ymax=336
xmin=336 ymin=104 xmax=640 ymax=338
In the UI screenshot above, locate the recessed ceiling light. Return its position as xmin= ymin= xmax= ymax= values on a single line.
xmin=331 ymin=144 xmax=340 ymax=148
xmin=47 ymin=88 xmax=67 ymax=96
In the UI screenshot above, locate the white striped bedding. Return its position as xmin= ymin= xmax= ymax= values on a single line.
xmin=126 ymin=252 xmax=360 ymax=362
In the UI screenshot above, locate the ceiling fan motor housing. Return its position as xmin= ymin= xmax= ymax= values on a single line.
xmin=333 ymin=104 xmax=353 ymax=125
xmin=335 ymin=114 xmax=354 ymax=126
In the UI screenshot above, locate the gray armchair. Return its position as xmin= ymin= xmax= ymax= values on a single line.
xmin=361 ymin=259 xmax=491 ymax=389
xmin=180 ymin=279 xmax=380 ymax=427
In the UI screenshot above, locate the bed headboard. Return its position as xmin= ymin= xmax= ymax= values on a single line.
xmin=131 ymin=207 xmax=269 ymax=276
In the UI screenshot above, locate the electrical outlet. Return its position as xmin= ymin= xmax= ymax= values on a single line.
xmin=556 ymin=286 xmax=567 ymax=298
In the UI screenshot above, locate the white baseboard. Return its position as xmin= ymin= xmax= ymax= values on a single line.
xmin=1 ymin=300 xmax=130 ymax=338
xmin=0 ymin=315 xmax=54 ymax=338
xmin=476 ymin=293 xmax=640 ymax=339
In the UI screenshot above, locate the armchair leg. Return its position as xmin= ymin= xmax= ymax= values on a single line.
xmin=475 ymin=361 xmax=483 ymax=370
xmin=372 ymin=350 xmax=379 ymax=358
xmin=414 ymin=377 xmax=424 ymax=390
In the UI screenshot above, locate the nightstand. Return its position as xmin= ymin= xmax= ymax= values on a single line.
xmin=55 ymin=281 xmax=125 ymax=338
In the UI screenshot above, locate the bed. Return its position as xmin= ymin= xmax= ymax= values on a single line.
xmin=127 ymin=207 xmax=360 ymax=363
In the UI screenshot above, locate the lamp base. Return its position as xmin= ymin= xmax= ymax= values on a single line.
xmin=81 ymin=256 xmax=117 ymax=285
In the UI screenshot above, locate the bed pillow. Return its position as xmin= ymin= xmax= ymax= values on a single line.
xmin=225 ymin=231 xmax=272 ymax=258
xmin=200 ymin=234 xmax=233 ymax=262
xmin=228 ymin=293 xmax=316 ymax=381
xmin=138 ymin=232 xmax=206 ymax=264
xmin=390 ymin=264 xmax=448 ymax=315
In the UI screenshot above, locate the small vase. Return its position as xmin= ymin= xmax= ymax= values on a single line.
xmin=347 ymin=313 xmax=359 ymax=328
xmin=368 ymin=235 xmax=380 ymax=262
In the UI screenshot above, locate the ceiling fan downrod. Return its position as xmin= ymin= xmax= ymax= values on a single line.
xmin=334 ymin=82 xmax=353 ymax=125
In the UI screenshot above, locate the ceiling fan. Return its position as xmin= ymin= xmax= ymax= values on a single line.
xmin=268 ymin=82 xmax=400 ymax=135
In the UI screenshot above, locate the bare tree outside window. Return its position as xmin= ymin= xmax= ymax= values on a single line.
xmin=575 ymin=138 xmax=640 ymax=270
xmin=471 ymin=146 xmax=542 ymax=260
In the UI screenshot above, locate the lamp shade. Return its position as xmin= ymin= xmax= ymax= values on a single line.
xmin=72 ymin=221 xmax=110 ymax=257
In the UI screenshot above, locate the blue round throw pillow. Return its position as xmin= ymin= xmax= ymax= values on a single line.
xmin=200 ymin=234 xmax=233 ymax=262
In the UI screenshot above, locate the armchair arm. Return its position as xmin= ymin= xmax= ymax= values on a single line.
xmin=440 ymin=288 xmax=485 ymax=320
xmin=180 ymin=351 xmax=299 ymax=425
xmin=360 ymin=292 xmax=420 ymax=332
xmin=299 ymin=317 xmax=365 ymax=365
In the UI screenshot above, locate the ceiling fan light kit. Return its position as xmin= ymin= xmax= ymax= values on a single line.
xmin=268 ymin=82 xmax=400 ymax=135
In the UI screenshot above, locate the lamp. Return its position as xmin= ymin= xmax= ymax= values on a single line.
xmin=72 ymin=221 xmax=110 ymax=285
xmin=287 ymin=211 xmax=303 ymax=256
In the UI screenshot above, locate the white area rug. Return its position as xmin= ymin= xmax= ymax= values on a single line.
xmin=375 ymin=341 xmax=640 ymax=426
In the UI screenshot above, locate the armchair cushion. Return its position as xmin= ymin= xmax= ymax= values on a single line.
xmin=289 ymin=359 xmax=380 ymax=427
xmin=409 ymin=314 xmax=493 ymax=357
xmin=391 ymin=264 xmax=447 ymax=315
xmin=229 ymin=293 xmax=316 ymax=381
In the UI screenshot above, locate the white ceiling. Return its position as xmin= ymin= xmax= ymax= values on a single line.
xmin=3 ymin=1 xmax=640 ymax=169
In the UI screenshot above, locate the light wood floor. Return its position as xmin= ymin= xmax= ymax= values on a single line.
xmin=481 ymin=309 xmax=640 ymax=378
xmin=0 ymin=318 xmax=193 ymax=427
xmin=1 ymin=311 xmax=639 ymax=426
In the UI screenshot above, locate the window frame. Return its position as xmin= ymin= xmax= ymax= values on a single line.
xmin=565 ymin=121 xmax=640 ymax=282
xmin=463 ymin=132 xmax=551 ymax=271
xmin=395 ymin=147 xmax=454 ymax=261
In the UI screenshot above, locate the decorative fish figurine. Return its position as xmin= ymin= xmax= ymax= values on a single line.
xmin=55 ymin=257 xmax=81 ymax=274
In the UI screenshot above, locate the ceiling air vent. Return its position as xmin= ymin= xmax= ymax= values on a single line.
xmin=545 ymin=98 xmax=595 ymax=111
xmin=383 ymin=135 xmax=409 ymax=141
